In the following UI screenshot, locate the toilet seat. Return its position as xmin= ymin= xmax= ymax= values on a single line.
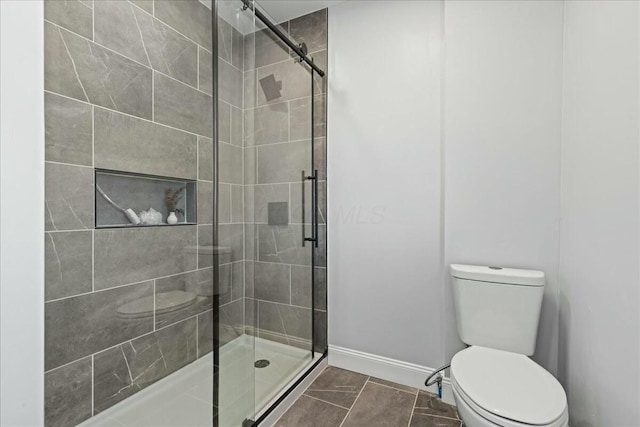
xmin=451 ymin=346 xmax=568 ymax=427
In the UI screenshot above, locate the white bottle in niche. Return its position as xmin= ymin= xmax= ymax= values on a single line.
xmin=167 ymin=212 xmax=178 ymax=225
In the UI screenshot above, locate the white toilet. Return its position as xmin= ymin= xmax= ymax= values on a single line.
xmin=450 ymin=264 xmax=568 ymax=427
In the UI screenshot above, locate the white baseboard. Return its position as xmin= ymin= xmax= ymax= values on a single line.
xmin=328 ymin=345 xmax=455 ymax=406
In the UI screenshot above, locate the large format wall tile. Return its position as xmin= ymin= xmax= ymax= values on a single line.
xmin=198 ymin=136 xmax=214 ymax=181
xmin=291 ymin=266 xmax=327 ymax=310
xmin=95 ymin=1 xmax=198 ymax=87
xmin=44 ymin=0 xmax=93 ymax=40
xmin=45 ymin=231 xmax=93 ymax=301
xmin=245 ymin=102 xmax=290 ymax=146
xmin=289 ymin=9 xmax=328 ymax=54
xmin=45 ymin=92 xmax=93 ymax=166
xmin=154 ymin=0 xmax=212 ymax=50
xmin=250 ymin=184 xmax=289 ymax=224
xmin=154 ymin=72 xmax=213 ymax=137
xmin=155 ymin=269 xmax=213 ymax=329
xmin=94 ymin=108 xmax=197 ymax=179
xmin=219 ymin=224 xmax=244 ymax=263
xmin=45 ymin=22 xmax=152 ymax=119
xmin=45 ymin=163 xmax=94 ymax=231
xmin=219 ymin=142 xmax=243 ymax=184
xmin=254 ymin=262 xmax=290 ymax=304
xmin=290 ymin=94 xmax=327 ymax=141
xmin=131 ymin=0 xmax=153 ymax=14
xmin=258 ymin=301 xmax=311 ymax=342
xmin=94 ymin=318 xmax=197 ymax=412
xmin=258 ymin=224 xmax=312 ymax=266
xmin=257 ymin=60 xmax=312 ymax=107
xmin=45 ymin=357 xmax=92 ymax=427
xmin=45 ymin=281 xmax=154 ymax=370
xmin=198 ymin=181 xmax=214 ymax=224
xmin=199 ymin=47 xmax=213 ymax=96
xmin=254 ymin=25 xmax=290 ymax=69
xmin=197 ymin=310 xmax=214 ymax=356
xmin=257 ymin=140 xmax=311 ymax=184
xmin=219 ymin=59 xmax=243 ymax=109
xmin=94 ymin=226 xmax=197 ymax=289
xmin=231 ymin=185 xmax=244 ymax=224
xmin=220 ymin=299 xmax=244 ymax=345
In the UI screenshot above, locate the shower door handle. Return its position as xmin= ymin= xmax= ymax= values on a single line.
xmin=302 ymin=170 xmax=318 ymax=247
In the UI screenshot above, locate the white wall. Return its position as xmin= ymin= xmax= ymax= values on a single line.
xmin=558 ymin=1 xmax=640 ymax=424
xmin=443 ymin=0 xmax=564 ymax=373
xmin=328 ymin=0 xmax=444 ymax=368
xmin=0 ymin=1 xmax=45 ymax=425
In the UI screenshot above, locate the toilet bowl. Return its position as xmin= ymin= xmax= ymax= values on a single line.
xmin=450 ymin=346 xmax=568 ymax=427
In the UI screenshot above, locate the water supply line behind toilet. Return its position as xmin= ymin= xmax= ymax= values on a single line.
xmin=425 ymin=364 xmax=450 ymax=399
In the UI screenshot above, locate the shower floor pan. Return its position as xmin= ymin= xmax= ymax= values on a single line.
xmin=80 ymin=335 xmax=315 ymax=427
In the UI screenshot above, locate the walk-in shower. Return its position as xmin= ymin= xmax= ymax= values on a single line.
xmin=42 ymin=0 xmax=326 ymax=426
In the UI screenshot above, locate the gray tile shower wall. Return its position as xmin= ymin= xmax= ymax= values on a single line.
xmin=43 ymin=1 xmax=221 ymax=425
xmin=243 ymin=9 xmax=328 ymax=353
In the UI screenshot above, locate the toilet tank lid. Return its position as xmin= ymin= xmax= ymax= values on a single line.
xmin=450 ymin=264 xmax=545 ymax=287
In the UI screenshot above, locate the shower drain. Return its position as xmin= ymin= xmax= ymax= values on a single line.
xmin=254 ymin=359 xmax=270 ymax=368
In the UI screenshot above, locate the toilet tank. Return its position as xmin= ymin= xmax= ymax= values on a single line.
xmin=451 ymin=264 xmax=545 ymax=356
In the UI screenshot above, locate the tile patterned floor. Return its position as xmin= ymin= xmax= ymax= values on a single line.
xmin=275 ymin=366 xmax=462 ymax=427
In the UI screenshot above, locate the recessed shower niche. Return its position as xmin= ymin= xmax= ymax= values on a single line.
xmin=95 ymin=170 xmax=197 ymax=228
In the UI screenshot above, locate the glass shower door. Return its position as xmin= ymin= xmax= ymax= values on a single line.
xmin=216 ymin=0 xmax=319 ymax=424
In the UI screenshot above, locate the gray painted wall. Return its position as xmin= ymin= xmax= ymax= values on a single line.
xmin=559 ymin=1 xmax=639 ymax=424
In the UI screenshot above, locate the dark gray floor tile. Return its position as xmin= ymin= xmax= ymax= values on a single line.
xmin=342 ymin=382 xmax=416 ymax=427
xmin=94 ymin=318 xmax=197 ymax=412
xmin=154 ymin=72 xmax=213 ymax=137
xmin=45 ymin=281 xmax=154 ymax=370
xmin=45 ymin=357 xmax=92 ymax=427
xmin=154 ymin=0 xmax=212 ymax=51
xmin=45 ymin=92 xmax=92 ymax=166
xmin=413 ymin=391 xmax=459 ymax=419
xmin=276 ymin=395 xmax=347 ymax=427
xmin=45 ymin=22 xmax=152 ymax=119
xmin=45 ymin=231 xmax=92 ymax=301
xmin=254 ymin=262 xmax=290 ymax=304
xmin=45 ymin=0 xmax=93 ymax=40
xmin=409 ymin=414 xmax=462 ymax=427
xmin=369 ymin=377 xmax=418 ymax=394
xmin=304 ymin=366 xmax=368 ymax=409
xmin=45 ymin=162 xmax=94 ymax=231
xmin=94 ymin=107 xmax=197 ymax=179
xmin=95 ymin=1 xmax=197 ymax=87
xmin=94 ymin=226 xmax=197 ymax=290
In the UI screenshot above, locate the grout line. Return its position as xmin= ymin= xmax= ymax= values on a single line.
xmin=44 ymin=90 xmax=211 ymax=139
xmin=91 ymin=229 xmax=95 ymax=292
xmin=91 ymin=355 xmax=95 ymax=415
xmin=366 ymin=378 xmax=417 ymax=395
xmin=302 ymin=394 xmax=351 ymax=411
xmin=44 ymin=159 xmax=94 ymax=170
xmin=339 ymin=377 xmax=369 ymax=427
xmin=45 ymin=266 xmax=207 ymax=304
xmin=407 ymin=388 xmax=419 ymax=427
xmin=152 ymin=279 xmax=156 ymax=331
xmin=44 ymin=308 xmax=214 ymax=375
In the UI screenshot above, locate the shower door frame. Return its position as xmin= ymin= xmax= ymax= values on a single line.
xmin=211 ymin=0 xmax=328 ymax=425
